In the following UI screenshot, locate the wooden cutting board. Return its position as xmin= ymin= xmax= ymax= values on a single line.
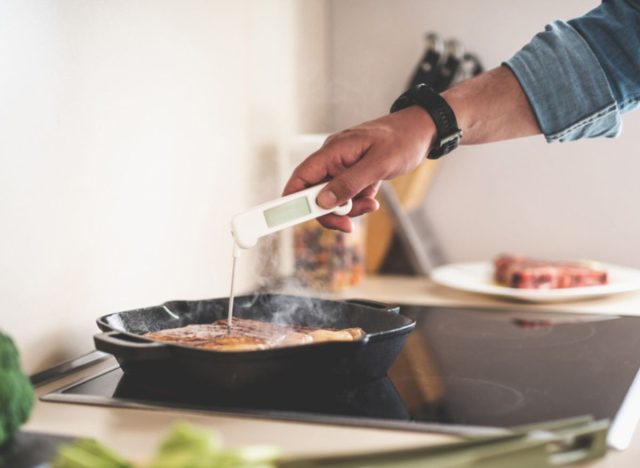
xmin=365 ymin=161 xmax=438 ymax=273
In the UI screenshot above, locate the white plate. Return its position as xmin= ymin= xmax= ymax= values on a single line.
xmin=430 ymin=261 xmax=640 ymax=303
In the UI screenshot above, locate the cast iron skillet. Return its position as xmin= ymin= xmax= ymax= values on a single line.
xmin=94 ymin=294 xmax=415 ymax=392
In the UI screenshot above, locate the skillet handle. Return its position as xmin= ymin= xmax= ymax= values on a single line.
xmin=345 ymin=299 xmax=400 ymax=314
xmin=94 ymin=331 xmax=170 ymax=360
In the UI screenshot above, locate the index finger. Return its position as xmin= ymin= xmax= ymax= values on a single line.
xmin=281 ymin=147 xmax=331 ymax=196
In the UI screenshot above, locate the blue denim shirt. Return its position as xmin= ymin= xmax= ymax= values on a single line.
xmin=504 ymin=0 xmax=640 ymax=142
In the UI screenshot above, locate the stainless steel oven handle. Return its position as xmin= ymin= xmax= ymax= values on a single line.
xmin=29 ymin=350 xmax=111 ymax=388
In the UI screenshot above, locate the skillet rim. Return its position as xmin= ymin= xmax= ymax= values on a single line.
xmin=95 ymin=294 xmax=415 ymax=357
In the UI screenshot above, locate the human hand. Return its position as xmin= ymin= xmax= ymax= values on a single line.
xmin=282 ymin=106 xmax=436 ymax=232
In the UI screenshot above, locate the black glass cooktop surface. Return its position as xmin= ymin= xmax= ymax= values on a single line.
xmin=44 ymin=304 xmax=640 ymax=444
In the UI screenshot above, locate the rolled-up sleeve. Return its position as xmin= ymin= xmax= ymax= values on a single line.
xmin=504 ymin=0 xmax=640 ymax=143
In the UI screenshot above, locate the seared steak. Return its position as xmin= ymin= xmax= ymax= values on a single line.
xmin=494 ymin=254 xmax=608 ymax=289
xmin=144 ymin=318 xmax=365 ymax=352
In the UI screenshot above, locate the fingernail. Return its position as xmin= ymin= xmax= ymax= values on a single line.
xmin=317 ymin=190 xmax=337 ymax=209
xmin=344 ymin=219 xmax=353 ymax=233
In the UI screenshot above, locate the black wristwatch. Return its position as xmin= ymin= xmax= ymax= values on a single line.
xmin=390 ymin=84 xmax=463 ymax=159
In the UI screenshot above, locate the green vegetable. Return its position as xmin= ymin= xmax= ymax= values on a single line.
xmin=146 ymin=423 xmax=279 ymax=468
xmin=53 ymin=439 xmax=132 ymax=468
xmin=0 ymin=331 xmax=34 ymax=447
xmin=145 ymin=423 xmax=221 ymax=468
xmin=52 ymin=423 xmax=280 ymax=468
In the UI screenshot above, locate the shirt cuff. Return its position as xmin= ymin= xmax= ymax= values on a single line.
xmin=504 ymin=20 xmax=621 ymax=142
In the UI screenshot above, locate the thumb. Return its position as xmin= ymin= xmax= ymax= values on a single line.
xmin=317 ymin=156 xmax=384 ymax=209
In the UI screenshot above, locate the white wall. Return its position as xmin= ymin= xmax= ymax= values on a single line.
xmin=329 ymin=0 xmax=640 ymax=265
xmin=5 ymin=0 xmax=639 ymax=373
xmin=0 ymin=0 xmax=329 ymax=372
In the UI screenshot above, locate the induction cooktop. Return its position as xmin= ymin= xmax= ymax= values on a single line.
xmin=42 ymin=304 xmax=640 ymax=449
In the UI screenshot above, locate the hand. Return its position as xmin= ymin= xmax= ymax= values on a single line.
xmin=282 ymin=106 xmax=436 ymax=232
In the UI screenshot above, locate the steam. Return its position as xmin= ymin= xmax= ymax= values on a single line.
xmin=240 ymin=234 xmax=339 ymax=328
xmin=237 ymin=95 xmax=364 ymax=326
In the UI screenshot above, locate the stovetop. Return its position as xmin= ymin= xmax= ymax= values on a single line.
xmin=42 ymin=304 xmax=640 ymax=448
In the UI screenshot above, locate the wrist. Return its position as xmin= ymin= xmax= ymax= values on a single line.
xmin=440 ymin=66 xmax=540 ymax=145
xmin=441 ymin=86 xmax=469 ymax=141
xmin=390 ymin=84 xmax=463 ymax=158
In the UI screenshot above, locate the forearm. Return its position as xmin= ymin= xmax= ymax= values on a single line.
xmin=284 ymin=1 xmax=639 ymax=234
xmin=442 ymin=66 xmax=541 ymax=146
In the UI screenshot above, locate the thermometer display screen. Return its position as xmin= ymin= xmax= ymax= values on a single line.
xmin=264 ymin=197 xmax=311 ymax=228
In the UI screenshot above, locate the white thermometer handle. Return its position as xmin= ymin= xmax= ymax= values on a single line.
xmin=231 ymin=182 xmax=352 ymax=249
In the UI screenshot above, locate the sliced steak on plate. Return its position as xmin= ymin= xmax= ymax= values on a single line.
xmin=494 ymin=254 xmax=608 ymax=289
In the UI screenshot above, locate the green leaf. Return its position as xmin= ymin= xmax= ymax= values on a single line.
xmin=52 ymin=438 xmax=132 ymax=468
xmin=144 ymin=423 xmax=279 ymax=468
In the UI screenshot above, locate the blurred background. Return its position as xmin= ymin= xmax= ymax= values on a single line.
xmin=2 ymin=0 xmax=639 ymax=372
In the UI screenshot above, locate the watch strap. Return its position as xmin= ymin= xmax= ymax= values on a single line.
xmin=390 ymin=84 xmax=463 ymax=159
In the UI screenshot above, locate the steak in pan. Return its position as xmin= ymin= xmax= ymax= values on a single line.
xmin=143 ymin=317 xmax=365 ymax=352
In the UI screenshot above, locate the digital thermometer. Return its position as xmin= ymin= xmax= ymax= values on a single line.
xmin=231 ymin=182 xmax=353 ymax=249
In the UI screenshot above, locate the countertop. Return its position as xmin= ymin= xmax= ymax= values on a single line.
xmin=24 ymin=275 xmax=640 ymax=466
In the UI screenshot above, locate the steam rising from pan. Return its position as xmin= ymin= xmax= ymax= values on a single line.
xmin=246 ymin=234 xmax=339 ymax=328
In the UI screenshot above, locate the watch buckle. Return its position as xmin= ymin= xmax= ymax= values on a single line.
xmin=440 ymin=129 xmax=463 ymax=146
